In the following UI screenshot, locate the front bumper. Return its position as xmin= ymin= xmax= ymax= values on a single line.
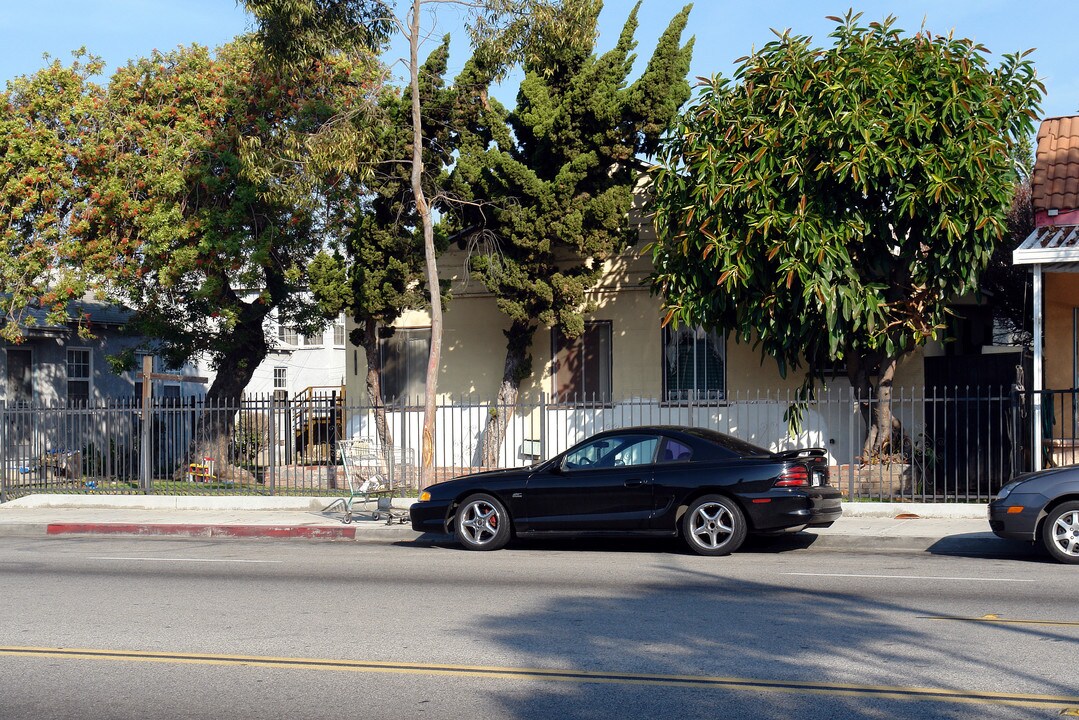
xmin=988 ymin=492 xmax=1047 ymax=541
xmin=410 ymin=499 xmax=453 ymax=534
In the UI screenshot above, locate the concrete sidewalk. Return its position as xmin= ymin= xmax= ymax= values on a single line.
xmin=0 ymin=494 xmax=1034 ymax=556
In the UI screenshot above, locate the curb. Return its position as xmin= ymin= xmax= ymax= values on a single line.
xmin=0 ymin=520 xmax=419 ymax=542
xmin=838 ymin=502 xmax=987 ymax=520
xmin=44 ymin=523 xmax=359 ymax=541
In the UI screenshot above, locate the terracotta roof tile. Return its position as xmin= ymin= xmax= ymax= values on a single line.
xmin=1032 ymin=116 xmax=1079 ymax=213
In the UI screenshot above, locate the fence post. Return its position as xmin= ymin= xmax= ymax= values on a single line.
xmin=1010 ymin=382 xmax=1021 ymax=479
xmin=539 ymin=392 xmax=548 ymax=462
xmin=0 ymin=400 xmax=7 ymax=504
xmin=848 ymin=385 xmax=856 ymax=499
xmin=140 ymin=356 xmax=153 ymax=494
xmin=268 ymin=393 xmax=277 ymax=495
xmin=401 ymin=397 xmax=409 ymax=488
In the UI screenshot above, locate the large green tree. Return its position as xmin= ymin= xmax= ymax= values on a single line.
xmin=0 ymin=53 xmax=103 ymax=342
xmin=451 ymin=1 xmax=693 ymax=465
xmin=82 ymin=39 xmax=383 ymax=426
xmin=245 ymin=0 xmax=590 ymax=486
xmin=649 ymin=13 xmax=1042 ymax=455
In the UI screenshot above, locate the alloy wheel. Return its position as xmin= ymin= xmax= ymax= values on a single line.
xmin=690 ymin=502 xmax=735 ymax=550
xmin=459 ymin=499 xmax=501 ymax=546
xmin=1050 ymin=508 xmax=1079 ymax=558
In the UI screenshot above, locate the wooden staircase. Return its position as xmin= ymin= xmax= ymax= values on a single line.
xmin=291 ymin=386 xmax=345 ymax=463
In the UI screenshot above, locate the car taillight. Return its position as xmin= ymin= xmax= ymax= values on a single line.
xmin=775 ymin=465 xmax=809 ymax=487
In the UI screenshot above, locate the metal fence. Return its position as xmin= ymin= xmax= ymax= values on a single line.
xmin=0 ymin=385 xmax=1045 ymax=503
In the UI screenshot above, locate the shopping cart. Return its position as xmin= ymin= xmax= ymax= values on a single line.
xmin=335 ymin=438 xmax=411 ymax=524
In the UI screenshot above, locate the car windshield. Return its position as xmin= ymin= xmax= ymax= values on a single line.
xmin=679 ymin=427 xmax=771 ymax=457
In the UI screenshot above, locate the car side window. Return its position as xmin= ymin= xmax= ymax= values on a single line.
xmin=657 ymin=438 xmax=693 ymax=464
xmin=563 ymin=435 xmax=659 ymax=470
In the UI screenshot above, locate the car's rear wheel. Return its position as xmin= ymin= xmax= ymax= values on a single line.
xmin=1042 ymin=501 xmax=1079 ymax=564
xmin=683 ymin=494 xmax=747 ymax=556
xmin=454 ymin=493 xmax=511 ymax=551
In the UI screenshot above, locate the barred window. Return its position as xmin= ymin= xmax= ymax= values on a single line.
xmin=663 ymin=326 xmax=725 ymax=402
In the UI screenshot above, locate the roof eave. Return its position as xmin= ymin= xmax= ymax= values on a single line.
xmin=1013 ymin=248 xmax=1079 ymax=265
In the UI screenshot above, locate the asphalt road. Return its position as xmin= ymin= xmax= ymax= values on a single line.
xmin=1 ymin=535 xmax=1076 ymax=720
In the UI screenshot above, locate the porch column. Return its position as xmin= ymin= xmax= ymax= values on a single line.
xmin=1034 ymin=264 xmax=1044 ymax=472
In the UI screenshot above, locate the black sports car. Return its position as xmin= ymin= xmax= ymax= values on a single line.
xmin=410 ymin=426 xmax=842 ymax=555
xmin=989 ymin=466 xmax=1079 ymax=564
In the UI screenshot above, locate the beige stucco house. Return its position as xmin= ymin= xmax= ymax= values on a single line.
xmin=343 ymin=205 xmax=944 ymax=473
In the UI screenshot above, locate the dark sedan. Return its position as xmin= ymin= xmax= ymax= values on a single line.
xmin=989 ymin=467 xmax=1079 ymax=564
xmin=410 ymin=426 xmax=842 ymax=555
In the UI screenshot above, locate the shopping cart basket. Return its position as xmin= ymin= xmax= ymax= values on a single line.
xmin=335 ymin=438 xmax=411 ymax=524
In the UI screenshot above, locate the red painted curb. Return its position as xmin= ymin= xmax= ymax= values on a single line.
xmin=45 ymin=523 xmax=357 ymax=540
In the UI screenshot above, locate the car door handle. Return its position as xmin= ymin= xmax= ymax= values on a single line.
xmin=624 ymin=479 xmax=649 ymax=487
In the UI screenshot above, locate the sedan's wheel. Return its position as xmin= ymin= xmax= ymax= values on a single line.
xmin=454 ymin=493 xmax=511 ymax=551
xmin=683 ymin=494 xmax=747 ymax=556
xmin=1042 ymin=501 xmax=1079 ymax=564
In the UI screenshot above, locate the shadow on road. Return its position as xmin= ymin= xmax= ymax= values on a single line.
xmin=398 ymin=531 xmax=821 ymax=555
xmin=469 ymin=557 xmax=1075 ymax=719
xmin=926 ymin=534 xmax=1049 ymax=562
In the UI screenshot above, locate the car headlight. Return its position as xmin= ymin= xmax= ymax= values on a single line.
xmin=419 ymin=491 xmax=431 ymax=502
xmin=996 ymin=481 xmax=1023 ymax=500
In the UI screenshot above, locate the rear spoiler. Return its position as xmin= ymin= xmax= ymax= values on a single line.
xmin=773 ymin=448 xmax=827 ymax=460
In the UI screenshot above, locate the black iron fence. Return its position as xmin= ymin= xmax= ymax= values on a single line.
xmin=0 ymin=386 xmax=1049 ymax=503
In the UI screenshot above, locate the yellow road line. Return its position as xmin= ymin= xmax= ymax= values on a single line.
xmin=1 ymin=646 xmax=1078 ymax=709
xmin=920 ymin=614 xmax=1079 ymax=627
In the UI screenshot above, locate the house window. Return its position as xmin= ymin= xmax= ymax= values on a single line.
xmin=273 ymin=366 xmax=288 ymax=402
xmin=66 ymin=348 xmax=91 ymax=406
xmin=552 ymin=321 xmax=612 ymax=404
xmin=277 ymin=324 xmax=298 ymax=346
xmin=663 ymin=326 xmax=725 ymax=402
xmin=379 ymin=328 xmax=430 ymax=404
xmin=301 ymin=330 xmax=322 ymax=347
xmin=333 ymin=316 xmax=346 ymax=346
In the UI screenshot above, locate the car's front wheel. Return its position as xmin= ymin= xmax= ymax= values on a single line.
xmin=1042 ymin=500 xmax=1079 ymax=564
xmin=454 ymin=493 xmax=511 ymax=551
xmin=683 ymin=494 xmax=747 ymax=556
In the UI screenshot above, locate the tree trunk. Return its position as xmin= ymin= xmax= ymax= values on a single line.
xmin=409 ymin=0 xmax=442 ymax=490
xmin=861 ymin=353 xmax=902 ymax=458
xmin=190 ymin=304 xmax=269 ymax=482
xmin=360 ymin=320 xmax=395 ymax=468
xmin=480 ymin=320 xmax=534 ymax=468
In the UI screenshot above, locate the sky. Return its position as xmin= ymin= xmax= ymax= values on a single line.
xmin=1 ymin=0 xmax=1076 ymax=119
